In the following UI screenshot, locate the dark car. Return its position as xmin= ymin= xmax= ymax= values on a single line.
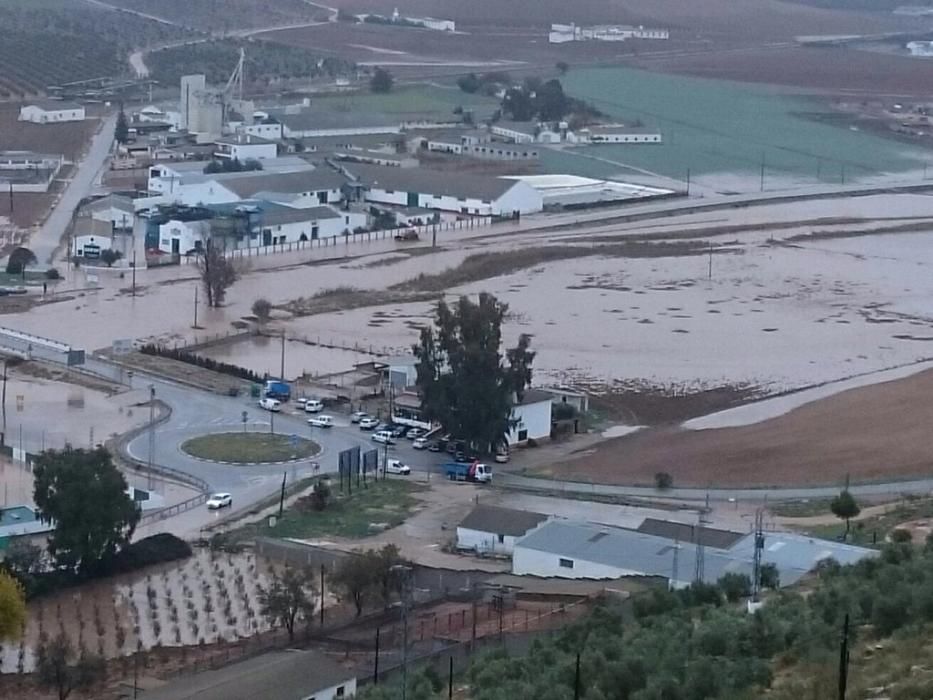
xmin=391 ymin=425 xmax=408 ymax=438
xmin=445 ymin=442 xmax=458 ymax=455
xmin=428 ymin=442 xmax=442 ymax=453
xmin=455 ymin=451 xmax=468 ymax=463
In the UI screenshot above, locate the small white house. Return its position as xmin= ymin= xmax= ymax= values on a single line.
xmin=508 ymin=388 xmax=553 ymax=446
xmin=214 ymin=134 xmax=278 ymax=161
xmin=19 ymin=101 xmax=86 ymax=124
xmin=457 ymin=505 xmax=549 ymax=556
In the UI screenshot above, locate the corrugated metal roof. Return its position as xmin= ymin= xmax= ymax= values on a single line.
xmin=340 ymin=162 xmax=520 ymax=202
xmin=515 ymin=520 xmax=877 ymax=587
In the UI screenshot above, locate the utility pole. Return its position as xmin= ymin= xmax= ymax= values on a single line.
xmin=708 ymin=242 xmax=713 ymax=281
xmin=448 ymin=656 xmax=454 ymax=699
xmin=373 ymin=627 xmax=380 ymax=684
xmin=574 ymin=652 xmax=581 ymax=700
xmin=279 ymin=330 xmax=286 ymax=379
xmin=838 ymin=613 xmax=850 ymax=700
xmin=760 ymin=152 xmax=766 ymax=192
xmin=147 ymin=385 xmax=155 ymax=490
xmin=751 ymin=509 xmax=765 ymax=602
xmin=131 ymin=248 xmax=137 ymax=297
xmin=192 ymin=285 xmax=199 ymax=328
xmin=278 ymin=471 xmax=286 ymax=518
xmin=471 ymin=582 xmax=478 ymax=650
xmin=269 ymin=408 xmax=275 ymax=434
xmin=685 ymin=167 xmax=691 ymax=196
xmin=320 ymin=564 xmax=325 ymax=627
xmin=1 ymin=358 xmax=7 ymax=446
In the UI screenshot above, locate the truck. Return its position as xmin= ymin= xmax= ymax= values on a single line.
xmin=444 ymin=461 xmax=493 ymax=483
xmin=264 ymin=380 xmax=291 ymax=401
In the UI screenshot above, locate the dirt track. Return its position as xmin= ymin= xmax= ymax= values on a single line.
xmin=542 ymin=367 xmax=933 ymax=488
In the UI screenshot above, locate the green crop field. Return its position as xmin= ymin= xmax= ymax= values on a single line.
xmin=549 ymin=67 xmax=930 ymax=189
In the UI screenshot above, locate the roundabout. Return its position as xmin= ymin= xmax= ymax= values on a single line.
xmin=180 ymin=432 xmax=320 ymax=465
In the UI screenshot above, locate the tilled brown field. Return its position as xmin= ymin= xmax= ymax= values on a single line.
xmin=635 ymin=45 xmax=933 ymax=97
xmin=540 ymin=367 xmax=933 ymax=488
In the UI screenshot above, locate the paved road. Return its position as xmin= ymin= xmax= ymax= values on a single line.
xmin=32 ymin=114 xmax=117 ymax=265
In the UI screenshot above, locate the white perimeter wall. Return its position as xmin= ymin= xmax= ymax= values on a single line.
xmin=457 ymin=527 xmax=519 ymax=555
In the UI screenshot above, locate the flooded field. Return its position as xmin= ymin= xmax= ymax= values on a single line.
xmin=0 ymin=549 xmax=282 ymax=674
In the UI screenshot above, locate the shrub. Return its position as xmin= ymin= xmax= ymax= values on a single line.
xmin=552 ymin=402 xmax=577 ymax=420
xmin=655 ymin=472 xmax=673 ymax=490
xmin=107 ymin=534 xmax=192 ymax=574
xmin=890 ymin=528 xmax=913 ymax=544
xmin=45 ymin=268 xmax=61 ymax=280
xmin=718 ymin=572 xmax=752 ymax=602
xmin=251 ymin=298 xmax=272 ymax=324
xmin=139 ymin=343 xmax=262 ymax=382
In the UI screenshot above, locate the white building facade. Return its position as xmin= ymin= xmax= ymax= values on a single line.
xmin=18 ymin=102 xmax=86 ymax=123
xmin=214 ymin=135 xmax=278 ymax=161
xmin=507 ymin=389 xmax=553 ymax=445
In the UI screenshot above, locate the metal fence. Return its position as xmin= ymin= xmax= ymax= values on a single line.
xmin=177 ymin=216 xmax=496 ymax=265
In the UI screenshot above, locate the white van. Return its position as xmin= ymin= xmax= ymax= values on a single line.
xmin=259 ymin=397 xmax=281 ymax=412
xmin=385 ymin=459 xmax=411 ymax=475
xmin=308 ymin=415 xmax=333 ymax=428
xmin=304 ymin=399 xmax=324 ymax=413
xmin=372 ymin=430 xmax=395 ymax=445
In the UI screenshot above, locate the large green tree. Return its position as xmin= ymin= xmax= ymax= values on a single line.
xmin=33 ymin=446 xmax=139 ymax=576
xmin=414 ymin=293 xmax=534 ymax=453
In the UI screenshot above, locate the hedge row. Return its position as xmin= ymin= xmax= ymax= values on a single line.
xmin=139 ymin=343 xmax=263 ymax=382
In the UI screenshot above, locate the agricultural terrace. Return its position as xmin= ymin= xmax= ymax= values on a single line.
xmin=0 ymin=0 xmax=186 ymax=98
xmin=146 ymin=40 xmax=353 ymax=89
xmin=100 ymin=0 xmax=331 ymax=31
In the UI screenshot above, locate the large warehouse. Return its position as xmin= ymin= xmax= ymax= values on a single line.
xmin=502 ymin=174 xmax=675 ymax=209
xmin=512 ymin=519 xmax=876 ymax=588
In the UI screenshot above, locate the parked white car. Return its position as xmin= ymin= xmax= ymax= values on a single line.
xmin=258 ymin=397 xmax=281 ymax=412
xmin=385 ymin=459 xmax=411 ymax=475
xmin=359 ymin=417 xmax=380 ymax=430
xmin=372 ymin=430 xmax=395 ymax=445
xmin=304 ymin=399 xmax=324 ymax=413
xmin=308 ymin=415 xmax=334 ymax=428
xmin=206 ymin=493 xmax=232 ymax=509
xmin=350 ymin=411 xmax=368 ymax=423
xmin=406 ymin=428 xmax=424 ymax=440
xmin=412 ymin=437 xmax=429 ymax=450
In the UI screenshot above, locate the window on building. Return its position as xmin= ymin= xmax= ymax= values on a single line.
xmin=497 ymin=534 xmax=505 ymax=544
xmin=336 ymin=687 xmax=345 ymax=697
xmin=559 ymin=558 xmax=574 ymax=569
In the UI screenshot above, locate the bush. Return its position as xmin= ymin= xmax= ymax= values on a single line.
xmin=891 ymin=528 xmax=913 ymax=544
xmin=718 ymin=572 xmax=752 ymax=602
xmin=139 ymin=343 xmax=262 ymax=382
xmin=107 ymin=533 xmax=192 ymax=574
xmin=655 ymin=471 xmax=673 ymax=490
xmin=552 ymin=402 xmax=577 ymax=420
xmin=45 ymin=268 xmax=60 ymax=280
xmin=252 ymin=297 xmax=272 ymax=324
xmin=99 ymin=249 xmax=123 ymax=267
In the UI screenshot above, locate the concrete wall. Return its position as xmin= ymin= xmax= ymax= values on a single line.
xmin=457 ymin=526 xmax=519 ymax=555
xmin=303 ymin=678 xmax=357 ymax=700
xmin=18 ymin=106 xmax=85 ymax=123
xmin=512 ymin=546 xmax=637 ymax=579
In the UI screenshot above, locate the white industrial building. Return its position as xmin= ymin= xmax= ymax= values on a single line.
xmin=341 ymin=163 xmax=544 ymax=216
xmin=156 ymin=202 xmax=362 ymax=254
xmin=503 ymin=174 xmax=674 ymax=208
xmin=907 ymin=40 xmax=933 ymax=57
xmin=81 ymin=194 xmax=135 ymax=230
xmin=583 ymin=126 xmax=663 ymax=144
xmin=239 ymin=121 xmax=285 ymax=140
xmin=18 ymin=101 xmax=86 ymax=124
xmin=490 ymin=122 xmax=538 ymax=144
xmin=179 ymin=74 xmax=223 ymax=142
xmin=549 ymin=23 xmax=669 ymax=43
xmin=140 ymin=648 xmax=357 ymax=700
xmin=512 ymin=518 xmax=877 ymax=587
xmin=457 ymin=505 xmax=549 ymax=556
xmin=274 ymin=109 xmax=401 ymax=138
xmin=213 ymin=135 xmax=278 ymax=161
xmin=508 ymin=388 xmax=553 ymax=445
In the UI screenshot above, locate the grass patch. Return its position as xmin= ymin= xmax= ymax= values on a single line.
xmin=223 ymin=478 xmax=424 ymax=541
xmin=181 ymin=432 xmax=319 ymax=464
xmin=767 ymin=498 xmax=834 ymax=518
xmin=281 ymin=285 xmax=439 ymax=317
xmin=798 ymin=497 xmax=933 ymax=547
xmin=392 ymin=241 xmax=720 ymax=293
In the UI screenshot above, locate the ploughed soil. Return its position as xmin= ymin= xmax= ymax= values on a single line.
xmin=542 ymin=367 xmax=933 ymax=488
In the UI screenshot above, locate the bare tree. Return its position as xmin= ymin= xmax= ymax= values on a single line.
xmin=35 ymin=635 xmax=106 ymax=700
xmin=196 ymin=238 xmax=238 ymax=308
